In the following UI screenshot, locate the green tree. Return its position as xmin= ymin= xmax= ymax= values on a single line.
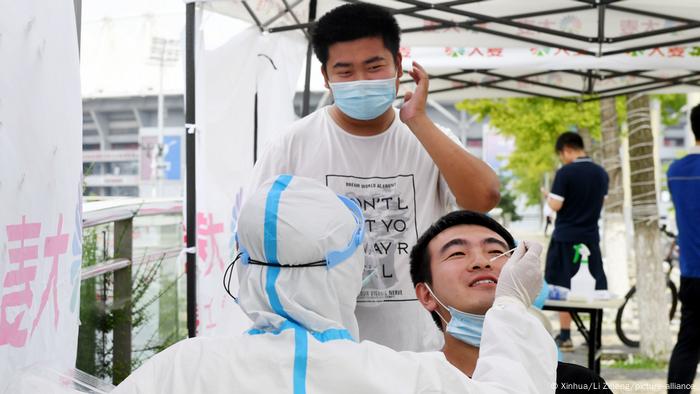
xmin=497 ymin=175 xmax=523 ymax=225
xmin=457 ymin=98 xmax=601 ymax=205
xmin=654 ymin=93 xmax=687 ymax=127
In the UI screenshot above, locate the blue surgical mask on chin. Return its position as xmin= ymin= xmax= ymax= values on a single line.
xmin=425 ymin=284 xmax=485 ymax=348
xmin=329 ymin=75 xmax=397 ymax=121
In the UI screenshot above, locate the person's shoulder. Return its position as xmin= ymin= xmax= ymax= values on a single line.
xmin=592 ymin=162 xmax=608 ymax=179
xmin=292 ymin=107 xmax=326 ymax=128
xmin=556 ymin=162 xmax=576 ymax=177
xmin=572 ymin=160 xmax=606 ymax=178
xmin=668 ymin=158 xmax=681 ymax=176
xmin=166 ymin=335 xmax=235 ymax=354
xmin=591 ymin=161 xmax=606 ymax=172
xmin=276 ymin=107 xmax=329 ymax=142
xmin=667 ymin=154 xmax=700 ymax=176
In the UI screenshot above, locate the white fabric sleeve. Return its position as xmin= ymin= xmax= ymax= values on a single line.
xmin=471 ymin=297 xmax=558 ymax=393
xmin=420 ymin=297 xmax=557 ymax=394
xmin=111 ymin=345 xmax=171 ymax=394
xmin=548 ymin=193 xmax=565 ymax=202
xmin=111 ymin=339 xmax=206 ymax=394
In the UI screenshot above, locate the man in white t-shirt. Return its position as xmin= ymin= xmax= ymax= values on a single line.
xmin=248 ymin=3 xmax=500 ymax=352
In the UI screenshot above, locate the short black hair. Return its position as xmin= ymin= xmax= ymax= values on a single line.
xmin=555 ymin=131 xmax=585 ymax=153
xmin=311 ymin=3 xmax=401 ymax=70
xmin=691 ymin=103 xmax=700 ymax=141
xmin=409 ymin=211 xmax=516 ymax=329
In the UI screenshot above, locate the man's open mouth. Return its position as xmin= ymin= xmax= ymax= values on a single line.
xmin=469 ymin=276 xmax=498 ymax=287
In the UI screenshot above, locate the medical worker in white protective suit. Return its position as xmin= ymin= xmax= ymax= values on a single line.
xmin=113 ymin=174 xmax=556 ymax=394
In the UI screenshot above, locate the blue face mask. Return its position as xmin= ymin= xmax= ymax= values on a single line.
xmin=425 ymin=284 xmax=485 ymax=348
xmin=329 ymin=75 xmax=397 ymax=121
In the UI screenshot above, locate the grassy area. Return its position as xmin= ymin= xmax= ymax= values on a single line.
xmin=609 ymin=355 xmax=668 ymax=370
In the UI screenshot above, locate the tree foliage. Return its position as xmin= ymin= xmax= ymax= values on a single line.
xmin=456 ymin=98 xmax=601 ymax=204
xmin=456 ymin=94 xmax=685 ymax=206
xmin=497 ymin=175 xmax=523 ymax=222
xmin=654 ymin=93 xmax=687 ymax=127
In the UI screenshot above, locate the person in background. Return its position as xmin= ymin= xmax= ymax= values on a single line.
xmin=667 ymin=103 xmax=700 ymax=394
xmin=247 ymin=3 xmax=500 ymax=352
xmin=410 ymin=210 xmax=612 ymax=394
xmin=543 ymin=132 xmax=609 ymax=351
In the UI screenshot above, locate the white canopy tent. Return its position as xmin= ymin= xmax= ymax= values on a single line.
xmin=182 ymin=0 xmax=700 ymax=337
xmin=200 ymin=0 xmax=700 ymax=102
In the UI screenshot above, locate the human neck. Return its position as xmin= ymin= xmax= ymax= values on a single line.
xmin=564 ymin=150 xmax=587 ymax=164
xmin=572 ymin=151 xmax=587 ymax=160
xmin=329 ymin=105 xmax=395 ymax=137
xmin=442 ymin=333 xmax=479 ymax=377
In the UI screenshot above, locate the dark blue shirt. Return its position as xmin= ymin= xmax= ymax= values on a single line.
xmin=550 ymin=157 xmax=608 ymax=243
xmin=668 ymin=148 xmax=700 ymax=278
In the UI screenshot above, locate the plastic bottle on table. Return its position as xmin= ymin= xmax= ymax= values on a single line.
xmin=567 ymin=243 xmax=596 ymax=302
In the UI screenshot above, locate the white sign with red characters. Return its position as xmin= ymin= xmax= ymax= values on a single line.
xmin=193 ymin=24 xmax=305 ymax=336
xmin=0 ymin=0 xmax=83 ymax=390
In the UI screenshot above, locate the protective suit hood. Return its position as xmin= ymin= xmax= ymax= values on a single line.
xmin=236 ymin=175 xmax=365 ymax=339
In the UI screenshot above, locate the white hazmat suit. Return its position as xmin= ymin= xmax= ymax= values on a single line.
xmin=113 ymin=175 xmax=556 ymax=394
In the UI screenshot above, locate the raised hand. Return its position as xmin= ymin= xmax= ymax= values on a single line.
xmin=495 ymin=241 xmax=544 ymax=306
xmin=399 ymin=61 xmax=429 ymax=124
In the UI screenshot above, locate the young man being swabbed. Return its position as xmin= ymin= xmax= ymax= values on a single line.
xmin=411 ymin=210 xmax=613 ymax=394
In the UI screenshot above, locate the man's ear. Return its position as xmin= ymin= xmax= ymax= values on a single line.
xmin=395 ymin=52 xmax=403 ymax=79
xmin=321 ymin=65 xmax=330 ymax=89
xmin=415 ymin=282 xmax=437 ymax=312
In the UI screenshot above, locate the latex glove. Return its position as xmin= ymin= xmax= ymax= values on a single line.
xmin=495 ymin=241 xmax=544 ymax=307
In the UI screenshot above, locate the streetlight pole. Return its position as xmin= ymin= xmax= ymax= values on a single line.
xmin=149 ymin=37 xmax=179 ymax=197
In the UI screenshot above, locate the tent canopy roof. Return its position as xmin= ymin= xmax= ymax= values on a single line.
xmin=199 ymin=0 xmax=700 ymax=100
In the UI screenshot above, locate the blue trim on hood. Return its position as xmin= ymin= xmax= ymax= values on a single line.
xmin=263 ymin=174 xmax=293 ymax=320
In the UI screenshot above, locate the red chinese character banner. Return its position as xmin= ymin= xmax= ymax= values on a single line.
xmin=400 ymin=46 xmax=700 ymax=72
xmin=0 ymin=0 xmax=82 ymax=390
xmin=192 ymin=22 xmax=305 ymax=336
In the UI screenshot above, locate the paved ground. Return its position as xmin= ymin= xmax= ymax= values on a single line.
xmin=510 ymin=226 xmax=700 ymax=394
xmin=549 ymin=311 xmax=699 ymax=394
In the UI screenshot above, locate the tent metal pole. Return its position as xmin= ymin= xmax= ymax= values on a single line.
xmin=606 ymin=23 xmax=700 ymax=44
xmin=242 ymin=1 xmax=264 ymax=32
xmin=475 ymin=5 xmax=593 ymax=21
xmin=399 ymin=70 xmax=481 ymax=84
xmin=572 ymin=0 xmax=624 ymax=5
xmin=394 ymin=0 xmax=594 ymax=43
xmin=271 ymin=3 xmax=592 ymax=34
xmin=585 ymin=77 xmax=700 ymax=102
xmin=390 ymin=0 xmax=487 ymax=15
xmin=268 ymin=21 xmax=315 ymax=33
xmin=479 ymin=71 xmax=583 ymax=95
xmin=604 ymin=36 xmax=700 ymax=56
xmin=265 ymin=1 xmax=698 ymax=59
xmin=562 ymin=69 xmax=647 ymax=80
xmin=596 ymin=2 xmax=605 ymax=57
xmin=607 ymin=4 xmax=699 ymax=24
xmin=412 ymin=83 xmax=577 ymax=102
xmin=340 ymin=0 xmax=598 ymax=56
xmin=263 ymin=0 xmax=304 ymax=28
xmin=595 ymin=72 xmax=700 ymax=95
xmin=282 ymin=0 xmax=311 ymax=41
xmin=415 ymin=69 xmax=579 ymax=95
xmin=301 ymin=0 xmax=317 ymax=117
xmin=597 ymin=69 xmax=700 ymax=87
xmin=185 ymin=1 xmax=197 ymax=339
